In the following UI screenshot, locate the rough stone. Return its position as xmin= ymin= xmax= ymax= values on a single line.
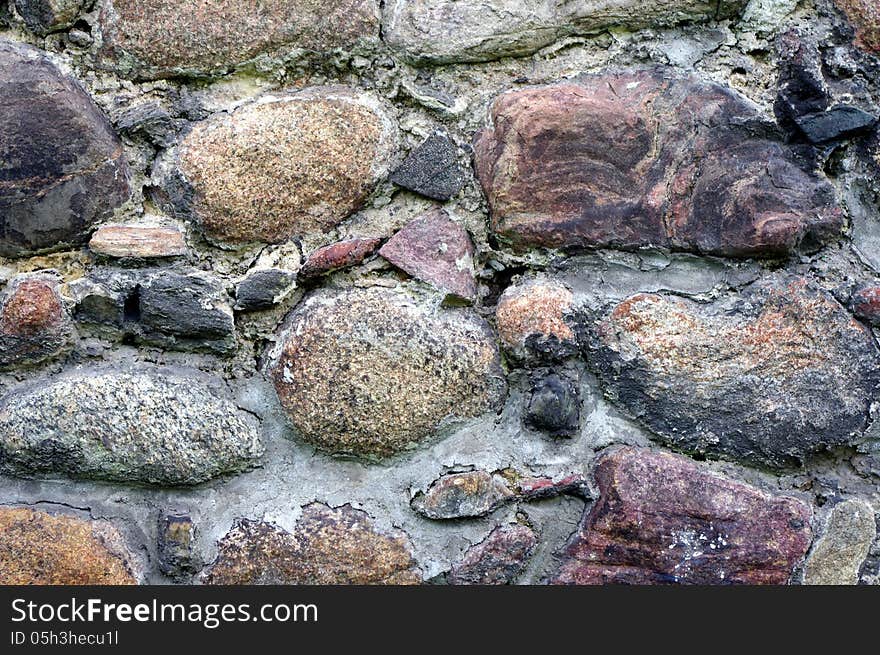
xmin=234 ymin=269 xmax=297 ymax=312
xmin=383 ymin=0 xmax=747 ymax=64
xmin=139 ymin=271 xmax=234 ymax=341
xmin=551 ymin=448 xmax=813 ymax=584
xmin=379 ymin=210 xmax=476 ymax=301
xmin=0 ymin=41 xmax=130 ymax=257
xmin=0 ymin=507 xmax=137 ymax=584
xmin=586 ymin=276 xmax=880 ymax=468
xmin=0 ymin=275 xmax=73 ymax=368
xmin=13 ymin=0 xmax=86 ymax=34
xmin=0 ymin=367 xmax=264 ymax=485
xmin=390 ymin=133 xmax=465 ymax=200
xmin=269 ymin=285 xmax=506 ymax=458
xmin=299 ymin=237 xmax=382 ymax=278
xmin=89 ymin=224 xmax=187 ymax=259
xmin=794 ymin=105 xmax=877 ymax=144
xmin=851 ymin=284 xmax=880 ymax=326
xmin=835 ymin=0 xmax=880 ymax=54
xmin=204 ymin=504 xmax=421 ymax=584
xmin=524 ymin=372 xmax=580 ymax=438
xmin=158 ymin=513 xmax=200 ymax=580
xmin=170 ymin=88 xmax=396 ymax=245
xmin=97 ymin=0 xmax=380 ymax=79
xmin=449 ymin=524 xmax=538 ymax=585
xmin=474 ymin=70 xmax=842 ymax=256
xmin=509 ymin=472 xmax=589 ymax=501
xmin=69 ymin=277 xmax=125 ymax=328
xmin=495 ymin=280 xmax=576 ymax=358
xmin=803 ymin=499 xmax=876 ymax=585
xmin=412 ymin=471 xmax=514 ymax=519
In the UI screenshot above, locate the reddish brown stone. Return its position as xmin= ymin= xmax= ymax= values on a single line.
xmin=835 ymin=0 xmax=880 ymax=53
xmin=449 ymin=524 xmax=538 ymax=585
xmin=0 ymin=276 xmax=72 ymax=367
xmin=89 ymin=224 xmax=187 ymax=259
xmin=412 ymin=471 xmax=514 ymax=519
xmin=495 ymin=280 xmax=575 ymax=357
xmin=204 ymin=504 xmax=421 ymax=585
xmin=475 ymin=70 xmax=842 ymax=257
xmin=509 ymin=473 xmax=588 ymax=501
xmin=850 ymin=284 xmax=880 ymax=326
xmin=299 ymin=237 xmax=381 ymax=278
xmin=379 ymin=210 xmax=476 ymax=300
xmin=551 ymin=448 xmax=813 ymax=585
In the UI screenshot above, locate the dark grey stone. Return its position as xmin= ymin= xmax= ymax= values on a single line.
xmin=234 ymin=269 xmax=296 ymax=312
xmin=158 ymin=513 xmax=201 ymax=580
xmin=794 ymin=105 xmax=877 ymax=144
xmin=524 ymin=372 xmax=580 ymax=438
xmin=13 ymin=0 xmax=86 ymax=34
xmin=139 ymin=271 xmax=234 ymax=340
xmin=390 ymin=133 xmax=465 ymax=201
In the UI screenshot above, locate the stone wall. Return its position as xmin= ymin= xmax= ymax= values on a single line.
xmin=0 ymin=0 xmax=879 ymax=585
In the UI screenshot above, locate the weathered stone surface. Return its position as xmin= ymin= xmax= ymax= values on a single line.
xmin=586 ymin=276 xmax=880 ymax=468
xmin=509 ymin=472 xmax=588 ymax=501
xmin=835 ymin=0 xmax=880 ymax=54
xmin=383 ymin=0 xmax=747 ymax=64
xmin=139 ymin=271 xmax=234 ymax=341
xmin=158 ymin=513 xmax=200 ymax=580
xmin=170 ymin=88 xmax=395 ymax=245
xmin=97 ymin=0 xmax=380 ymax=79
xmin=390 ymin=133 xmax=465 ymax=200
xmin=0 ymin=41 xmax=130 ymax=257
xmin=379 ymin=210 xmax=476 ymax=301
xmin=234 ymin=269 xmax=296 ymax=312
xmin=412 ymin=471 xmax=514 ymax=519
xmin=850 ymin=283 xmax=880 ymax=326
xmin=524 ymin=371 xmax=580 ymax=438
xmin=449 ymin=524 xmax=538 ymax=585
xmin=794 ymin=105 xmax=877 ymax=144
xmin=803 ymin=499 xmax=876 ymax=585
xmin=0 ymin=367 xmax=264 ymax=485
xmin=0 ymin=275 xmax=73 ymax=368
xmin=204 ymin=504 xmax=421 ymax=584
xmin=551 ymin=448 xmax=813 ymax=584
xmin=13 ymin=0 xmax=85 ymax=34
xmin=475 ymin=70 xmax=842 ymax=256
xmin=69 ymin=276 xmax=125 ymax=328
xmin=299 ymin=237 xmax=381 ymax=279
xmin=495 ymin=280 xmax=575 ymax=358
xmin=89 ymin=224 xmax=187 ymax=259
xmin=270 ymin=286 xmax=506 ymax=458
xmin=0 ymin=507 xmax=137 ymax=584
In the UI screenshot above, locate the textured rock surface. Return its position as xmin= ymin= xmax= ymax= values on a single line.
xmin=495 ymin=280 xmax=575 ymax=357
xmin=835 ymin=0 xmax=880 ymax=53
xmin=270 ymin=286 xmax=506 ymax=458
xmin=0 ymin=507 xmax=137 ymax=584
xmin=524 ymin=372 xmax=581 ymax=438
xmin=204 ymin=504 xmax=421 ymax=584
xmin=449 ymin=524 xmax=538 ymax=585
xmin=97 ymin=0 xmax=380 ymax=79
xmin=170 ymin=88 xmax=396 ymax=245
xmin=552 ymin=448 xmax=813 ymax=584
xmin=412 ymin=471 xmax=513 ymax=519
xmin=234 ymin=269 xmax=297 ymax=312
xmin=0 ymin=368 xmax=264 ymax=485
xmin=139 ymin=271 xmax=234 ymax=341
xmin=0 ymin=40 xmax=130 ymax=256
xmin=0 ymin=275 xmax=72 ymax=368
xmin=475 ymin=70 xmax=842 ymax=256
xmin=89 ymin=224 xmax=187 ymax=259
xmin=299 ymin=238 xmax=382 ymax=278
xmin=158 ymin=513 xmax=200 ymax=580
xmin=586 ymin=276 xmax=880 ymax=468
xmin=390 ymin=133 xmax=465 ymax=200
xmin=13 ymin=0 xmax=85 ymax=34
xmin=379 ymin=210 xmax=476 ymax=300
xmin=803 ymin=499 xmax=876 ymax=585
xmin=384 ymin=0 xmax=747 ymax=64
xmin=850 ymin=284 xmax=880 ymax=326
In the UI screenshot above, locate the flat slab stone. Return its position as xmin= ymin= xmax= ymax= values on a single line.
xmin=89 ymin=224 xmax=187 ymax=259
xmin=390 ymin=133 xmax=465 ymax=200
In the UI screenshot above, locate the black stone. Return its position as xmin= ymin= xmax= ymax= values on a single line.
xmin=234 ymin=269 xmax=296 ymax=312
xmin=390 ymin=133 xmax=465 ymax=201
xmin=139 ymin=272 xmax=233 ymax=339
xmin=114 ymin=102 xmax=178 ymax=148
xmin=524 ymin=372 xmax=580 ymax=438
xmin=13 ymin=0 xmax=84 ymax=34
xmin=794 ymin=105 xmax=877 ymax=144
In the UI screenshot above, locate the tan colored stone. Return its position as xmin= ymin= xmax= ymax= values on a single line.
xmin=495 ymin=280 xmax=575 ymax=352
xmin=803 ymin=499 xmax=876 ymax=585
xmin=89 ymin=224 xmax=187 ymax=259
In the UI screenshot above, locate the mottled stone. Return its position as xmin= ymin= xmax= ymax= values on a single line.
xmin=0 ymin=275 xmax=73 ymax=368
xmin=524 ymin=372 xmax=580 ymax=438
xmin=850 ymin=284 xmax=880 ymax=326
xmin=379 ymin=210 xmax=476 ymax=301
xmin=412 ymin=471 xmax=513 ymax=519
xmin=449 ymin=524 xmax=538 ymax=585
xmin=835 ymin=0 xmax=880 ymax=53
xmin=495 ymin=280 xmax=575 ymax=358
xmin=0 ymin=507 xmax=137 ymax=584
xmin=97 ymin=0 xmax=380 ymax=79
xmin=475 ymin=70 xmax=842 ymax=256
xmin=139 ymin=271 xmax=234 ymax=341
xmin=509 ymin=472 xmax=589 ymax=501
xmin=158 ymin=513 xmax=200 ymax=580
xmin=13 ymin=0 xmax=86 ymax=34
xmin=270 ymin=285 xmax=506 ymax=458
xmin=552 ymin=448 xmax=813 ymax=585
xmin=586 ymin=276 xmax=880 ymax=468
xmin=204 ymin=504 xmax=421 ymax=585
xmin=170 ymin=89 xmax=396 ymax=245
xmin=803 ymin=499 xmax=876 ymax=585
xmin=390 ymin=133 xmax=465 ymax=200
xmin=0 ymin=367 xmax=264 ymax=485
xmin=299 ymin=237 xmax=381 ymax=279
xmin=0 ymin=41 xmax=130 ymax=257
xmin=234 ymin=269 xmax=296 ymax=312
xmin=89 ymin=224 xmax=187 ymax=259
xmin=383 ymin=0 xmax=747 ymax=64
